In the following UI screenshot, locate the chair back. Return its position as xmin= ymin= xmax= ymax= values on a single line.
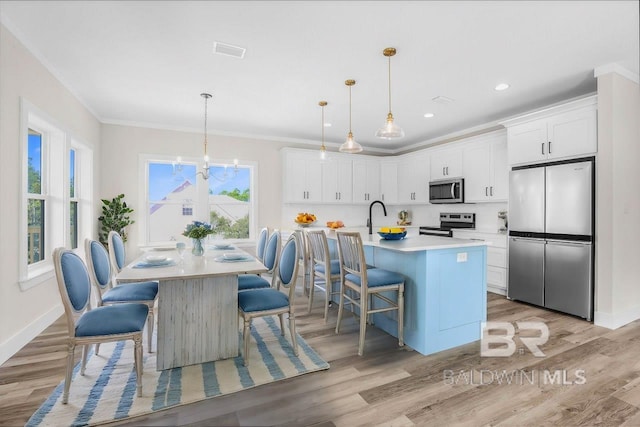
xmin=256 ymin=227 xmax=269 ymax=263
xmin=336 ymin=231 xmax=369 ymax=285
xmin=263 ymin=230 xmax=282 ymax=273
xmin=84 ymin=239 xmax=113 ymax=305
xmin=53 ymin=247 xmax=92 ymax=337
xmin=306 ymin=230 xmax=330 ymax=274
xmin=277 ymin=235 xmax=300 ymax=302
xmin=108 ymin=230 xmax=126 ymax=273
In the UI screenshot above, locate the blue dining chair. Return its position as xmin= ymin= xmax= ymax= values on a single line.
xmin=255 ymin=227 xmax=269 ymax=263
xmin=238 ymin=230 xmax=281 ymax=291
xmin=238 ymin=234 xmax=300 ymax=366
xmin=306 ymin=229 xmax=341 ymax=321
xmin=85 ymin=238 xmax=159 ymax=352
xmin=108 ymin=230 xmax=128 ymax=276
xmin=53 ymin=248 xmax=148 ymax=404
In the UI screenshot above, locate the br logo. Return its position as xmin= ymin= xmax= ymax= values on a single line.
xmin=481 ymin=321 xmax=549 ymax=357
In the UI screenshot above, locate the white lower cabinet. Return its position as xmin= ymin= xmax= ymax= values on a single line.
xmin=453 ymin=230 xmax=508 ymax=295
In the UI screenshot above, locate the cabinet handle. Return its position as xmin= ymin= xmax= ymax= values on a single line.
xmin=382 ymin=194 xmax=384 ymax=201
xmin=339 ymin=192 xmax=341 ymax=200
xmin=446 ymin=166 xmax=449 ymax=175
xmin=485 ymin=187 xmax=488 ymax=196
xmin=490 ymin=186 xmax=493 ymax=196
xmin=548 ymin=141 xmax=552 ymax=154
xmin=541 ymin=143 xmax=545 ymax=155
xmin=442 ymin=167 xmax=445 ymax=176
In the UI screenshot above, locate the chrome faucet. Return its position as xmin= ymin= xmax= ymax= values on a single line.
xmin=367 ymin=200 xmax=387 ymax=235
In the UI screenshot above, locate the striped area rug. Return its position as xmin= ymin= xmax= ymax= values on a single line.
xmin=27 ymin=317 xmax=329 ymax=426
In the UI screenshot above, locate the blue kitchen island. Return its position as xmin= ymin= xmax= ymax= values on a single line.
xmin=326 ymin=231 xmax=488 ymax=356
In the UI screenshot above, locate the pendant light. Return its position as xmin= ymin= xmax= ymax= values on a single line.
xmin=197 ymin=92 xmax=213 ymax=180
xmin=339 ymin=79 xmax=363 ymax=153
xmin=319 ymin=101 xmax=328 ymax=160
xmin=375 ymin=47 xmax=404 ymax=139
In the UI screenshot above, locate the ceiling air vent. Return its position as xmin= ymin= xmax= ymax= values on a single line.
xmin=213 ymin=41 xmax=246 ymax=59
xmin=432 ymin=95 xmax=455 ymax=105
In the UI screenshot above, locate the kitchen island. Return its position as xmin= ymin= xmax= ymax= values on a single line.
xmin=325 ymin=230 xmax=488 ymax=356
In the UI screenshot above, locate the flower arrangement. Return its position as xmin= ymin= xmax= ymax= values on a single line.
xmin=182 ymin=221 xmax=215 ymax=240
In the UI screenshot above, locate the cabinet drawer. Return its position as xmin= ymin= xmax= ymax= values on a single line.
xmin=487 ymin=247 xmax=506 ymax=268
xmin=487 ymin=266 xmax=507 ymax=288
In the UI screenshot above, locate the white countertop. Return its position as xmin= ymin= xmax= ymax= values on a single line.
xmin=326 ymin=229 xmax=488 ymax=252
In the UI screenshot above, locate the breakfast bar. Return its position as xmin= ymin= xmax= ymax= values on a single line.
xmin=326 ymin=230 xmax=488 ymax=355
xmin=116 ymin=249 xmax=267 ymax=370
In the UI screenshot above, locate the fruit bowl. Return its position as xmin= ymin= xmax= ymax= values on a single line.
xmin=378 ymin=231 xmax=407 ymax=240
xmin=295 ymin=220 xmax=316 ymax=228
xmin=326 ymin=220 xmax=345 ymax=229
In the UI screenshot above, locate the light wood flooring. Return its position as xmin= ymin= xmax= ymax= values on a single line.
xmin=3 ymin=291 xmax=640 ymax=426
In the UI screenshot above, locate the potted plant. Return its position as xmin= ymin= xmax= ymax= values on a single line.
xmin=98 ymin=194 xmax=135 ymax=245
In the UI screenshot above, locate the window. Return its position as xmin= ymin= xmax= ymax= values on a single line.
xmin=20 ymin=99 xmax=93 ymax=289
xmin=141 ymin=156 xmax=256 ymax=245
xmin=69 ymin=148 xmax=78 ymax=249
xmin=27 ymin=129 xmax=45 ymax=264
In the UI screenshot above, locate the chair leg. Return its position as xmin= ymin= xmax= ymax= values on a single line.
xmin=243 ymin=317 xmax=251 ymax=366
xmin=147 ymin=306 xmax=155 ymax=353
xmin=358 ymin=292 xmax=368 ymax=356
xmin=335 ymin=280 xmax=345 ymax=334
xmin=278 ymin=313 xmax=285 ymax=336
xmin=95 ymin=343 xmax=101 ymax=355
xmin=134 ymin=334 xmax=143 ymax=397
xmin=398 ymin=284 xmax=405 ymax=347
xmin=323 ymin=280 xmax=331 ymax=323
xmin=80 ymin=344 xmax=89 ymax=375
xmin=62 ymin=342 xmax=75 ymax=404
xmin=289 ymin=312 xmax=299 ymax=356
xmin=367 ymin=293 xmax=374 ymax=325
xmin=307 ymin=277 xmax=315 ymax=314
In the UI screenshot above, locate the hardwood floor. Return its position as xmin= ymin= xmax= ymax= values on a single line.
xmin=3 ymin=291 xmax=640 ymax=426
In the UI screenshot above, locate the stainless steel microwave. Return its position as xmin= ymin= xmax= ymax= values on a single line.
xmin=429 ymin=178 xmax=464 ymax=204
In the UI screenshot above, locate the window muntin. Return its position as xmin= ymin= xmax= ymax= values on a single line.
xmin=69 ymin=148 xmax=78 ymax=249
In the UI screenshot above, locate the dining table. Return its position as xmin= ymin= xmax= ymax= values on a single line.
xmin=116 ymin=244 xmax=267 ymax=370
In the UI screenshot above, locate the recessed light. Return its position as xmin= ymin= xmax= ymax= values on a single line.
xmin=495 ymin=83 xmax=510 ymax=91
xmin=323 ymin=123 xmax=332 ymax=127
xmin=423 ymin=113 xmax=435 ymax=118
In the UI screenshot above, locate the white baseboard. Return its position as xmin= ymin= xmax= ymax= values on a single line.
xmin=0 ymin=304 xmax=63 ymax=366
xmin=487 ymin=286 xmax=507 ymax=296
xmin=594 ymin=305 xmax=640 ymax=330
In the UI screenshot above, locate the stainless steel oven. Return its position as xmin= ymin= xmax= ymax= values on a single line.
xmin=429 ymin=178 xmax=464 ymax=204
xmin=419 ymin=213 xmax=475 ymax=237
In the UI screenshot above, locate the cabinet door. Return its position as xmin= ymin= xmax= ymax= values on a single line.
xmin=462 ymin=141 xmax=491 ymax=202
xmin=431 ymin=149 xmax=462 ymax=180
xmin=305 ymin=159 xmax=323 ymax=202
xmin=352 ymin=159 xmax=380 ymax=203
xmin=489 ymin=137 xmax=509 ymax=201
xmin=397 ymin=153 xmax=430 ymax=203
xmin=547 ymin=107 xmax=597 ymax=160
xmin=396 ymin=157 xmax=415 ymax=203
xmin=507 ymin=119 xmax=548 ymax=165
xmin=322 ymin=158 xmax=352 ymax=203
xmin=380 ymin=162 xmax=398 ymax=204
xmin=284 ymin=152 xmax=309 ymax=203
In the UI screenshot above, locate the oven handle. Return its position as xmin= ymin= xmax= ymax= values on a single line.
xmin=451 ymin=183 xmax=455 ymax=199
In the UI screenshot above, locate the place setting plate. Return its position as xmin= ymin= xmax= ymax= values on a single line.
xmin=133 ymin=255 xmax=176 ymax=268
xmin=214 ymin=252 xmax=253 ymax=263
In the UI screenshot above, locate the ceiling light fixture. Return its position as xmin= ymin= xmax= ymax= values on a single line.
xmin=339 ymin=79 xmax=363 ymax=154
xmin=319 ymin=101 xmax=328 ymax=160
xmin=376 ymin=47 xmax=404 ymax=139
xmin=495 ymin=83 xmax=510 ymax=91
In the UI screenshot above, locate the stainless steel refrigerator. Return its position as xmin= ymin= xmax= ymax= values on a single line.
xmin=508 ymin=158 xmax=594 ymax=320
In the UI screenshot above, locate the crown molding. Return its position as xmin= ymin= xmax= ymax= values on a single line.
xmin=594 ymin=63 xmax=640 ymax=84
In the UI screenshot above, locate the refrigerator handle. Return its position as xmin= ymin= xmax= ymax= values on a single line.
xmin=546 ymin=239 xmax=592 ymax=246
xmin=451 ymin=183 xmax=455 ymax=198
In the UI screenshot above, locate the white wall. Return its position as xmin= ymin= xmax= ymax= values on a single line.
xmin=100 ymin=124 xmax=294 ymax=260
xmin=595 ymin=71 xmax=640 ymax=329
xmin=0 ymin=24 xmax=101 ymax=364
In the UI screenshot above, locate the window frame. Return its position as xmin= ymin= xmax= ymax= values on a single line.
xmin=19 ymin=98 xmax=94 ymax=290
xmin=139 ymin=154 xmax=258 ymax=247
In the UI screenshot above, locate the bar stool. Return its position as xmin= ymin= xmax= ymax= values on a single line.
xmin=335 ymin=231 xmax=405 ymax=356
xmin=306 ymin=229 xmax=341 ymax=321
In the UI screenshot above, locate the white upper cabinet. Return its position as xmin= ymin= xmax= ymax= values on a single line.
xmin=352 ymin=158 xmax=381 ymax=203
xmin=462 ymin=131 xmax=508 ymax=202
xmin=322 ymin=157 xmax=352 ymax=203
xmin=430 ymin=148 xmax=462 ymax=180
xmin=380 ymin=161 xmax=398 ymax=204
xmin=282 ymin=149 xmax=322 ymax=203
xmin=397 ymin=151 xmax=430 ymax=204
xmin=502 ymin=96 xmax=597 ymax=166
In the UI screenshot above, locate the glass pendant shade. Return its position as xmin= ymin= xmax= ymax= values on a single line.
xmin=339 ymin=131 xmax=363 ymax=153
xmin=376 ymin=113 xmax=405 ymax=139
